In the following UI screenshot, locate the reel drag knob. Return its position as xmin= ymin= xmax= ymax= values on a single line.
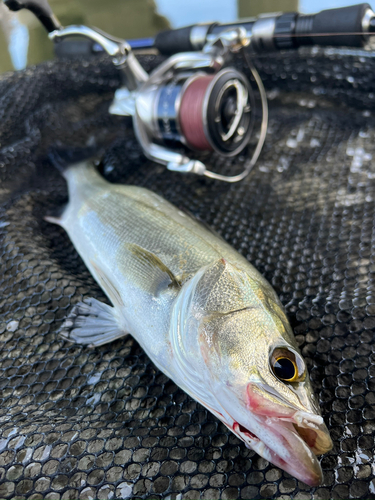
xmin=4 ymin=0 xmax=61 ymax=32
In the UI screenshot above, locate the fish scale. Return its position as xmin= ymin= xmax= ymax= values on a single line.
xmin=64 ymin=164 xmax=249 ymax=280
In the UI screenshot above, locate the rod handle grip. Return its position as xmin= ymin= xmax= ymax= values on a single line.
xmin=295 ymin=3 xmax=371 ymax=47
xmin=154 ymin=25 xmax=196 ymax=55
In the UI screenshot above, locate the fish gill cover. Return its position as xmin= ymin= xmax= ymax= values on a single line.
xmin=0 ymin=49 xmax=374 ymax=499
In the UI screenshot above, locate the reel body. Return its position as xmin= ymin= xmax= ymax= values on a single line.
xmin=129 ymin=61 xmax=258 ymax=178
xmin=105 ymin=30 xmax=268 ymax=180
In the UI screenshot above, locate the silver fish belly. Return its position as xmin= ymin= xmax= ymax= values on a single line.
xmin=48 ymin=161 xmax=332 ymax=486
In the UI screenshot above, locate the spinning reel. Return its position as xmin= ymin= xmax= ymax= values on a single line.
xmin=104 ymin=25 xmax=267 ymax=182
xmin=4 ymin=0 xmax=375 ymax=182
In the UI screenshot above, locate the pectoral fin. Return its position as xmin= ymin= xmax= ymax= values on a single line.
xmin=60 ymin=297 xmax=128 ymax=346
xmin=123 ymin=243 xmax=181 ymax=296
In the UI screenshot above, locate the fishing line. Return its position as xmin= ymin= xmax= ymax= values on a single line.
xmin=179 ymin=75 xmax=214 ymax=151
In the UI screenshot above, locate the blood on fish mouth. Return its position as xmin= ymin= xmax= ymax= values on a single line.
xmin=233 ymin=422 xmax=258 ymax=440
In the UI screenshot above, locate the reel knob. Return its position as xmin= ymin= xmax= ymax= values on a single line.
xmin=4 ymin=0 xmax=61 ymax=32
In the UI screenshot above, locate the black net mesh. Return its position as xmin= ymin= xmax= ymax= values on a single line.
xmin=0 ymin=48 xmax=375 ymax=500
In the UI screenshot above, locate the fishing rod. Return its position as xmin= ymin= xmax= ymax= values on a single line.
xmin=135 ymin=3 xmax=375 ymax=53
xmin=4 ymin=1 xmax=375 ymax=53
xmin=3 ymin=0 xmax=375 ymax=182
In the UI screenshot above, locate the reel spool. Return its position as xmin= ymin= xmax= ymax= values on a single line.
xmin=154 ymin=68 xmax=254 ymax=156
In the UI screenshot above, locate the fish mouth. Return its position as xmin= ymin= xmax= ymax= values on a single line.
xmin=232 ymin=411 xmax=332 ymax=486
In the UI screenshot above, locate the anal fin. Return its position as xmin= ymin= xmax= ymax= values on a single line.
xmin=60 ymin=297 xmax=128 ymax=346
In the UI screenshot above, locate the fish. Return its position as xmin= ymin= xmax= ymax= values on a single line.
xmin=46 ymin=160 xmax=333 ymax=486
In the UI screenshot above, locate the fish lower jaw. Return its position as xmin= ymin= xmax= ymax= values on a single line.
xmin=292 ymin=411 xmax=333 ymax=456
xmin=231 ymin=419 xmax=324 ymax=487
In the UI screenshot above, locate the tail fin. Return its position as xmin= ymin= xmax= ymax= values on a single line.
xmin=44 ymin=213 xmax=65 ymax=226
xmin=45 ymin=147 xmax=105 ymax=227
xmin=48 ymin=147 xmax=104 ymax=179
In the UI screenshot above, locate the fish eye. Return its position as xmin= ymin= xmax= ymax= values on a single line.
xmin=273 ymin=356 xmax=298 ymax=382
xmin=270 ymin=347 xmax=305 ymax=383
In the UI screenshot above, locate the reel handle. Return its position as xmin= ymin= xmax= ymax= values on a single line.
xmin=4 ymin=0 xmax=61 ymax=32
xmin=50 ymin=26 xmax=125 ymax=58
xmin=50 ymin=26 xmax=148 ymax=90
